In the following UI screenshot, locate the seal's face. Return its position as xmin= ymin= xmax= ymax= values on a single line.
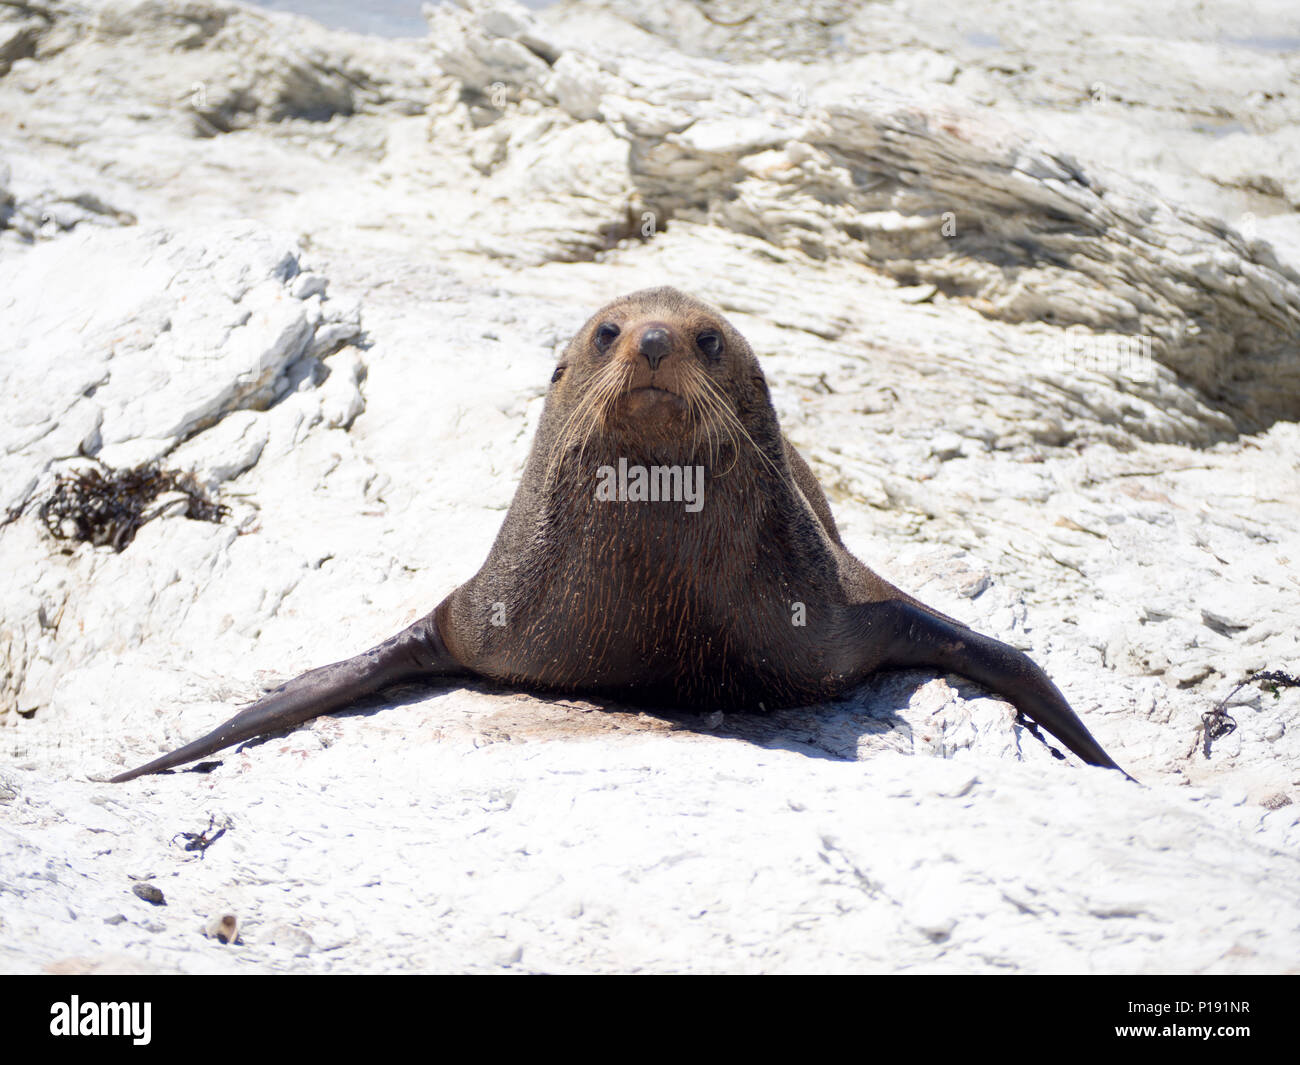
xmin=546 ymin=286 xmax=772 ymax=468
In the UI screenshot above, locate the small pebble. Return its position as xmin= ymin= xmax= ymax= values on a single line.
xmin=132 ymin=883 xmax=165 ymax=906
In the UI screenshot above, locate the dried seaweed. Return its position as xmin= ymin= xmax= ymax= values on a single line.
xmin=1200 ymin=669 xmax=1299 ymax=759
xmin=36 ymin=463 xmax=228 ymax=552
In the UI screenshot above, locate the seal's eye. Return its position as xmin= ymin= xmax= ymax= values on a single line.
xmin=695 ymin=330 xmax=723 ymax=361
xmin=594 ymin=322 xmax=620 ymax=353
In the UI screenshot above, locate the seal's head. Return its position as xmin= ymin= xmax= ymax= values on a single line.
xmin=544 ymin=287 xmax=777 ymax=471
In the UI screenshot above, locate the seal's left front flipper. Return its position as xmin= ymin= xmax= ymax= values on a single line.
xmin=840 ymin=600 xmax=1134 ymax=780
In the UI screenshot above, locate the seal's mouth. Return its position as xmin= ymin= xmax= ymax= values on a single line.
xmin=620 ymin=385 xmax=686 ymax=418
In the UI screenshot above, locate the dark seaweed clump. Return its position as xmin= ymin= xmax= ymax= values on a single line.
xmin=1200 ymin=669 xmax=1300 ymax=758
xmin=37 ymin=464 xmax=228 ymax=552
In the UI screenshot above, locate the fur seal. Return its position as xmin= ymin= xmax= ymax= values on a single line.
xmin=110 ymin=287 xmax=1127 ymax=783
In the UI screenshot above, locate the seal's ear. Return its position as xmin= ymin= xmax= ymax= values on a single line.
xmin=551 ymin=361 xmax=568 ymax=384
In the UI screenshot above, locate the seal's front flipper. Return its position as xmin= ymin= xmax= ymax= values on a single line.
xmin=109 ymin=611 xmax=466 ymax=783
xmin=842 ymin=600 xmax=1133 ymax=780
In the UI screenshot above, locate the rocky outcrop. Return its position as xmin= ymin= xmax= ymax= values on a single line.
xmin=1 ymin=0 xmax=1297 ymax=975
xmin=431 ymin=0 xmax=1300 ymax=434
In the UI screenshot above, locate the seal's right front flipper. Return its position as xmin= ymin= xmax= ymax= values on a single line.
xmin=840 ymin=600 xmax=1133 ymax=780
xmin=109 ymin=610 xmax=466 ymax=783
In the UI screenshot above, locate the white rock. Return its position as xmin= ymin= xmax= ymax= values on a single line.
xmin=1 ymin=0 xmax=1298 ymax=977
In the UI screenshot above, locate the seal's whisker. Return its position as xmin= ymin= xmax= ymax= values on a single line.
xmin=575 ymin=360 xmax=631 ymax=471
xmin=680 ymin=364 xmax=708 ymax=465
xmin=683 ymin=362 xmax=728 ymax=472
xmin=694 ymin=367 xmax=780 ymax=478
xmin=545 ymin=359 xmax=625 ymax=485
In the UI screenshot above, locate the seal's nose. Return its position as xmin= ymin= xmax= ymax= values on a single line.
xmin=639 ymin=326 xmax=671 ymax=370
